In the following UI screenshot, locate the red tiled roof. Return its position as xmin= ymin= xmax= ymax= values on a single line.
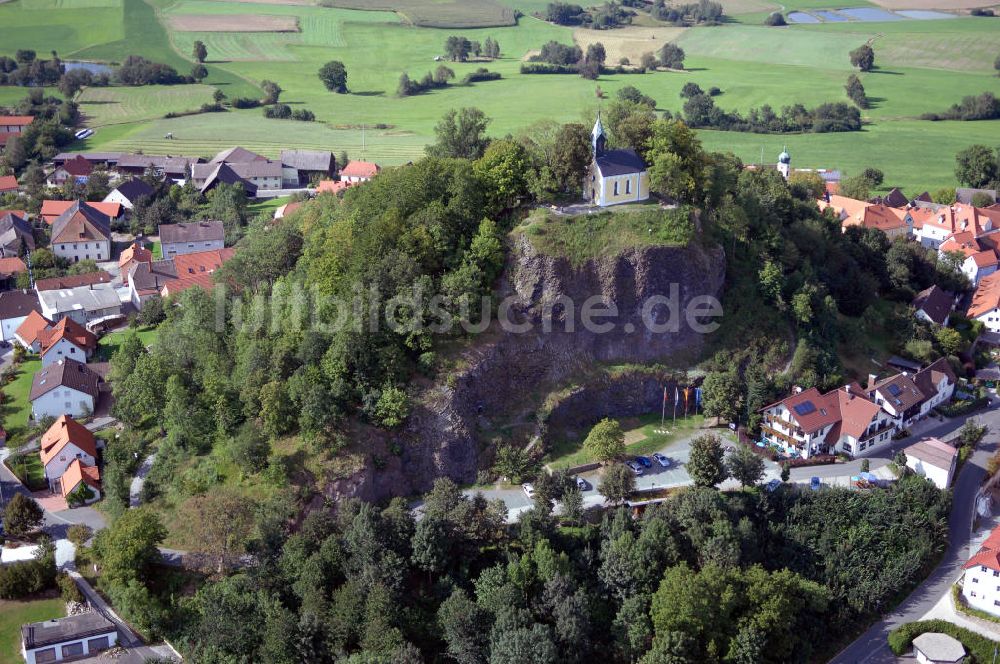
xmin=965 ymin=526 xmax=1000 ymax=571
xmin=34 ymin=271 xmax=112 ymax=292
xmin=14 ymin=310 xmax=52 ymax=345
xmin=0 ymin=175 xmax=17 ymax=193
xmin=339 ymin=160 xmax=379 ymax=178
xmin=317 ymin=179 xmax=357 ymax=194
xmin=0 ymin=116 xmax=34 ymax=126
xmin=972 ymin=250 xmax=998 ymax=269
xmin=38 ymin=317 xmax=97 ymax=356
xmin=969 ymin=272 xmax=1000 ymax=319
xmin=118 ymin=242 xmax=152 ymax=270
xmin=0 ymin=256 xmax=27 ymax=277
xmin=40 ymin=200 xmax=122 ymax=224
xmin=60 ymin=459 xmax=101 ymax=498
xmin=60 ymin=155 xmax=93 ymax=177
xmin=40 ymin=415 xmax=97 ymax=467
xmin=0 ymin=132 xmax=14 ymax=147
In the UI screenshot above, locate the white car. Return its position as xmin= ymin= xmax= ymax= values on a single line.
xmin=652 ymin=453 xmax=671 ymax=468
xmin=575 ymin=476 xmax=589 ymax=491
xmin=522 ymin=483 xmax=535 ymax=498
xmin=625 ymin=460 xmax=644 ymax=476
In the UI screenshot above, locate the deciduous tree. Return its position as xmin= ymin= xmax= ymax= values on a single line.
xmin=584 ymin=418 xmax=626 ymax=464
xmin=3 ymin=494 xmax=43 ymax=538
xmin=318 ymin=60 xmax=348 ymax=93
xmin=688 ymin=433 xmax=728 ymax=488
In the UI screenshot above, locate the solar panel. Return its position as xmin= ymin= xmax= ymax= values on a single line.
xmin=793 ymin=401 xmax=816 ymax=416
xmin=887 ymin=384 xmax=902 ymax=397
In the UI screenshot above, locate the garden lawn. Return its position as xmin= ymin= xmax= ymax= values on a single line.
xmin=97 ymin=326 xmax=160 ymax=361
xmin=2 ymin=358 xmax=41 ymax=439
xmin=0 ymin=597 xmax=64 ymax=664
xmin=5 ymin=452 xmax=46 ymax=491
xmin=549 ymin=412 xmax=707 ymax=469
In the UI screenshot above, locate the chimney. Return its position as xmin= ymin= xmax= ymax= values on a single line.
xmin=867 ymin=373 xmax=877 ymax=390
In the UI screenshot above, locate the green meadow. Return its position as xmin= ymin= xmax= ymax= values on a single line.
xmin=0 ymin=0 xmax=999 ymax=190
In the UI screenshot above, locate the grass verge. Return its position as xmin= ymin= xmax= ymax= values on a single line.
xmin=0 ymin=595 xmax=64 ymax=664
xmin=549 ymin=412 xmax=707 ymax=469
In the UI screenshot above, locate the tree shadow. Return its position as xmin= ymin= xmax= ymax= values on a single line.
xmin=351 ymin=90 xmax=384 ymax=97
xmin=867 ymin=96 xmax=887 ymax=109
xmin=869 ymin=68 xmax=903 ymax=75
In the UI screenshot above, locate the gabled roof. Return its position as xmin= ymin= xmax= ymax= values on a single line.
xmin=0 ymin=256 xmax=27 ymax=277
xmin=966 ymin=525 xmax=1000 ymax=571
xmin=281 ymin=149 xmax=333 ymax=172
xmin=40 ymin=415 xmax=97 ymax=466
xmin=60 ymin=459 xmax=101 ymax=498
xmin=14 ymin=310 xmax=52 ymax=345
xmin=968 ymin=272 xmax=1000 ymax=319
xmin=199 ymin=163 xmax=257 ymax=196
xmin=34 ymin=271 xmax=111 ymax=292
xmin=29 ymin=358 xmax=100 ymax=401
xmin=911 ymin=285 xmax=952 ymax=325
xmin=158 ymin=220 xmax=224 ymax=245
xmin=0 ymin=289 xmax=41 ymax=321
xmin=0 ymin=116 xmax=33 ymax=127
xmin=115 ymin=154 xmax=199 ymax=174
xmin=833 ymin=387 xmax=882 ymax=440
xmin=274 ymin=202 xmax=303 ymax=219
xmin=0 ymin=212 xmax=34 ymax=254
xmin=972 ymin=250 xmax=998 ymax=269
xmin=883 ymin=187 xmax=908 ymax=208
xmin=21 ymin=612 xmax=114 ymax=650
xmin=913 ymin=357 xmax=957 ymax=401
xmin=119 ymin=242 xmax=152 ymax=270
xmin=41 ymin=200 xmax=121 ymax=225
xmin=905 ymin=436 xmax=957 ymax=472
xmin=595 ymin=149 xmax=646 ymax=177
xmin=128 ymin=259 xmax=177 ymax=295
xmin=110 ymin=178 xmax=154 ymax=203
xmin=957 ymin=187 xmax=997 ymax=205
xmin=38 ymin=317 xmax=97 ymax=356
xmin=0 ymin=175 xmax=17 ymax=192
xmin=59 ymin=155 xmax=93 ymax=177
xmin=210 ymin=146 xmax=267 ymax=164
xmin=762 ymin=387 xmax=840 ymax=434
xmin=317 ymin=179 xmax=356 ymax=194
xmin=871 ymin=373 xmax=925 ymax=412
xmin=50 ymin=201 xmax=112 ymax=245
xmin=340 ymin=160 xmax=380 ymax=179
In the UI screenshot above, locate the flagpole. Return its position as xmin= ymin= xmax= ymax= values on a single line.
xmin=673 ymin=385 xmax=678 ymax=425
xmin=661 ymin=386 xmax=667 ymax=430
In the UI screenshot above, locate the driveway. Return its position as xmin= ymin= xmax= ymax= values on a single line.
xmin=829 ymin=403 xmax=1000 ymax=663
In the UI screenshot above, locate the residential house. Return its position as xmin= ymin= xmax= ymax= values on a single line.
xmin=60 ymin=459 xmax=101 ymax=504
xmin=903 ymin=436 xmax=957 ymax=489
xmin=39 ymin=415 xmax=97 ymax=493
xmin=968 ymin=272 xmax=1000 ymax=333
xmin=40 ymin=200 xmax=122 ymax=226
xmin=20 ymin=612 xmax=117 ymax=664
xmin=126 ymin=247 xmax=234 ymax=306
xmin=14 ymin=310 xmax=52 ymax=352
xmin=0 ymin=256 xmax=26 ymax=290
xmin=102 ymin=178 xmax=154 ymax=209
xmin=37 ymin=317 xmax=97 ymax=367
xmin=159 ymin=220 xmax=225 ymax=257
xmin=912 ymin=358 xmax=957 ymax=416
xmin=843 ymin=203 xmax=911 ymax=239
xmin=0 ymin=175 xmax=18 ymax=194
xmin=192 ymin=161 xmax=281 ymax=191
xmin=48 ymin=201 xmax=112 ymax=263
xmin=868 ymin=372 xmax=925 ymax=427
xmin=114 ymin=154 xmax=200 ymax=182
xmin=126 ymin=259 xmax=178 ymax=308
xmin=47 ymin=155 xmax=93 ymax=187
xmin=0 ymin=289 xmax=41 ymax=342
xmin=0 ymin=211 xmax=34 ymax=257
xmin=29 ymin=358 xmax=101 ymax=420
xmin=281 ymin=149 xmax=334 ymax=186
xmin=38 ymin=284 xmax=121 ymax=325
xmin=911 ymin=285 xmax=953 ymax=326
xmin=938 ymin=231 xmax=997 ymax=286
xmin=118 ymin=242 xmax=152 ymax=284
xmin=879 ymin=187 xmax=909 ymax=208
xmin=34 ymin=271 xmax=112 ymax=292
xmin=583 ymin=116 xmax=648 ymax=207
xmin=196 ymin=162 xmax=257 ymax=197
xmin=0 ymin=115 xmax=32 ymax=153
xmin=962 ymin=525 xmax=1000 ymax=617
xmin=339 ymin=160 xmax=380 ymax=183
xmin=317 ymin=179 xmax=355 ymax=195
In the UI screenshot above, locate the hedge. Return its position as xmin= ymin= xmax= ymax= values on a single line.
xmin=937 ymin=397 xmax=989 ymax=418
xmin=888 ymin=619 xmax=1000 ymax=662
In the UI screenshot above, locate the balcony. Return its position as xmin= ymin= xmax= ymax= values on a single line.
xmin=860 ymin=421 xmax=896 ymax=442
xmin=761 ymin=424 xmax=804 ymax=448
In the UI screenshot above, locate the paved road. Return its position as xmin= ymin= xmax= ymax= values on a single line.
xmin=829 ymin=405 xmax=1000 ymax=664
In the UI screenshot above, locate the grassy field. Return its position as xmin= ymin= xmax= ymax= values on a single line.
xmin=5 ymin=451 xmax=46 ymax=490
xmin=1 ymin=0 xmax=1000 ymax=190
xmin=549 ymin=412 xmax=707 ymax=469
xmin=2 ymin=357 xmax=42 ymax=439
xmin=0 ymin=597 xmax=64 ymax=664
xmin=96 ymin=325 xmax=161 ymax=361
xmin=77 ymin=84 xmax=216 ymax=126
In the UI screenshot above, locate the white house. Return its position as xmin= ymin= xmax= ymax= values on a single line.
xmin=158 ymin=220 xmax=225 ymax=258
xmin=38 ymin=285 xmax=122 ymax=326
xmin=48 ymin=201 xmax=112 ymax=264
xmin=962 ymin=526 xmax=1000 ymax=617
xmin=903 ymin=436 xmax=957 ymax=489
xmin=21 ymin=612 xmax=117 ymax=664
xmin=60 ymin=458 xmax=101 ymax=505
xmin=102 ymin=178 xmax=154 ymax=210
xmin=339 ymin=160 xmax=379 ymax=183
xmin=37 ymin=318 xmax=97 ymax=368
xmin=0 ymin=290 xmax=42 ymax=343
xmin=911 ymin=285 xmax=953 ymax=327
xmin=968 ymin=271 xmax=1000 ymax=333
xmin=913 ymin=358 xmax=957 ymax=417
xmin=29 ymin=359 xmax=100 ymax=421
xmin=867 ymin=373 xmax=926 ymax=427
xmin=39 ymin=415 xmax=98 ymax=493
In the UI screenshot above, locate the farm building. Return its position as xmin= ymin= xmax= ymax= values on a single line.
xmin=159 ymin=220 xmax=225 ymax=257
xmin=281 ymin=149 xmax=334 ymax=186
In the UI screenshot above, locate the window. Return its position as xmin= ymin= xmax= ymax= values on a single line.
xmin=993 ymin=570 xmax=998 ymax=577
xmin=983 ymin=566 xmax=989 ymax=572
xmin=613 ymin=181 xmax=619 ymax=196
xmin=65 ymin=402 xmax=71 ymax=409
xmin=973 ymin=577 xmax=980 ymax=583
xmin=626 ymin=179 xmax=631 ymax=195
xmin=34 ymin=648 xmax=56 ymax=663
xmin=87 ymin=637 xmax=110 ymax=652
xmin=62 ymin=642 xmax=84 ymax=657
xmin=972 ymin=591 xmax=978 ymax=597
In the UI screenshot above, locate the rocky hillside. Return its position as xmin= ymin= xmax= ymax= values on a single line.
xmin=329 ymin=226 xmax=726 ymax=502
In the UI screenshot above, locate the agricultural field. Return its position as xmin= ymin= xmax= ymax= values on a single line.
xmin=77 ymin=84 xmax=216 ymax=125
xmin=320 ymin=0 xmax=517 ymax=28
xmin=0 ymin=0 xmax=999 ymax=190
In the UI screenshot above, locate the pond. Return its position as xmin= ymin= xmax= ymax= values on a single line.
xmin=787 ymin=11 xmax=820 ymax=23
xmin=836 ymin=7 xmax=903 ymax=21
xmin=895 ymin=9 xmax=956 ymax=19
xmin=815 ymin=10 xmax=848 ymax=21
xmin=63 ymin=61 xmax=114 ymax=76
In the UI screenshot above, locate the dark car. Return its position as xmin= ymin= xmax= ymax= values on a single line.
xmin=635 ymin=456 xmax=652 ymax=468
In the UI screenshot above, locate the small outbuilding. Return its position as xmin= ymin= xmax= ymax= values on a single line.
xmin=904 ymin=437 xmax=958 ymax=489
xmin=911 ymin=632 xmax=965 ymax=664
xmin=21 ymin=612 xmax=118 ymax=664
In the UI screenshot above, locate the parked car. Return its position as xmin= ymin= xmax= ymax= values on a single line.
xmin=765 ymin=478 xmax=781 ymax=493
xmin=635 ymin=456 xmax=652 ymax=468
xmin=522 ymin=483 xmax=535 ymax=498
xmin=575 ymin=476 xmax=589 ymax=491
xmin=810 ymin=476 xmax=821 ymax=491
xmin=625 ymin=460 xmax=644 ymax=476
xmin=652 ymin=453 xmax=671 ymax=468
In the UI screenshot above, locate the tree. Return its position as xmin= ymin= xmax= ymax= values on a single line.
xmin=67 ymin=524 xmax=92 ymax=547
xmin=725 ymin=445 xmax=765 ymax=488
xmin=861 ymin=167 xmax=884 ymax=187
xmin=680 ymin=82 xmax=703 ymax=99
xmin=955 ymin=144 xmax=999 ymax=188
xmin=935 ymin=326 xmax=964 ymax=356
xmin=585 ymin=42 xmax=606 ymax=67
xmin=427 ymin=107 xmax=491 ymax=159
xmin=599 ymin=464 xmax=636 ymax=505
xmin=261 ymin=80 xmax=282 ymax=105
xmin=136 ymin=296 xmax=165 ymax=326
xmin=584 ymin=418 xmax=626 ymax=464
xmin=839 ymin=174 xmax=871 ymax=201
xmin=445 ymin=36 xmax=472 ymax=62
xmin=3 ymin=494 xmax=44 ymax=538
xmin=639 ymin=52 xmax=657 ymax=72
xmin=688 ymin=434 xmax=728 ymax=488
xmin=850 ymin=44 xmax=875 ymax=72
xmin=193 ymin=40 xmax=208 ymax=63
xmin=780 ymin=462 xmax=790 ymax=482
xmin=318 ymin=60 xmax=348 ymax=93
xmin=438 ymin=588 xmax=487 ymax=664
xmin=659 ymin=43 xmax=685 ymax=70
xmin=549 ymin=123 xmax=591 ymax=194
xmin=764 ymin=11 xmax=786 ymax=25
xmin=93 ymin=509 xmax=166 ymax=585
xmin=702 ymin=370 xmax=741 ymax=422
xmin=474 ymin=139 xmax=531 ymax=211
xmin=175 ymin=490 xmax=255 ymax=573
xmin=374 ymin=384 xmax=410 ymax=428
xmin=845 ymin=73 xmax=868 ymax=109
xmin=191 ymin=64 xmax=208 ymax=81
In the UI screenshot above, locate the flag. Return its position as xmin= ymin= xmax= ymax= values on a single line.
xmin=695 ymin=388 xmax=702 ymax=405
xmin=674 ymin=386 xmax=679 ymax=403
xmin=683 ymin=387 xmax=691 ymax=407
xmin=663 ymin=386 xmax=668 ymax=405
